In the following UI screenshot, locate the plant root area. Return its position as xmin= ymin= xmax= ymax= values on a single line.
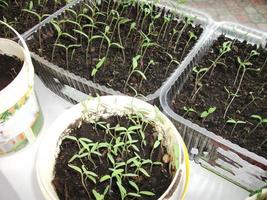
xmin=172 ymin=35 xmax=267 ymax=158
xmin=53 ymin=115 xmax=173 ymax=200
xmin=0 ymin=54 xmax=22 ymax=90
xmin=29 ymin=0 xmax=203 ymax=96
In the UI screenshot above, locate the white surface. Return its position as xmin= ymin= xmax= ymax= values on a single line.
xmin=0 ymin=76 xmax=249 ymax=200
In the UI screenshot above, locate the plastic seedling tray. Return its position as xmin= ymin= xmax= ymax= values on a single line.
xmin=160 ymin=21 xmax=267 ymax=191
xmin=25 ymin=0 xmax=213 ymax=105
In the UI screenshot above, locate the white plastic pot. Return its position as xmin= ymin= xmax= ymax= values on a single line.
xmin=0 ymin=22 xmax=43 ymax=155
xmin=36 ymin=95 xmax=190 ymax=200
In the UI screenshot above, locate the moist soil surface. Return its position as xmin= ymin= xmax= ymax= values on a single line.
xmin=171 ymin=35 xmax=267 ymax=158
xmin=0 ymin=54 xmax=23 ymax=90
xmin=53 ymin=114 xmax=173 ymax=200
xmin=0 ymin=0 xmax=67 ymax=37
xmin=29 ymin=0 xmax=203 ymax=96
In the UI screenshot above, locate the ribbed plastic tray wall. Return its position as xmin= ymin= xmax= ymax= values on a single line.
xmin=25 ymin=0 xmax=213 ymax=104
xmin=160 ymin=21 xmax=267 ymax=191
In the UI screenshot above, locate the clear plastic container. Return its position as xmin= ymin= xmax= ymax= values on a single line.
xmin=160 ymin=21 xmax=267 ymax=191
xmin=25 ymin=0 xmax=213 ymax=105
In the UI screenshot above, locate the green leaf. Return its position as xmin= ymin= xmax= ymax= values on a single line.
xmin=134 ymin=70 xmax=147 ymax=80
xmin=132 ymin=55 xmax=141 ymax=69
xmin=199 ymin=68 xmax=209 ymax=73
xmin=139 ymin=168 xmax=150 ymax=177
xmin=68 ymin=154 xmax=79 ymax=163
xmin=54 ymin=43 xmax=66 ymax=49
xmin=119 ymin=17 xmax=131 ymax=24
xmin=69 ymin=44 xmax=82 ymax=49
xmin=68 ymin=164 xmax=82 ymax=174
xmin=61 ymin=32 xmax=77 ymax=41
xmin=89 ymin=35 xmax=103 ymax=42
xmin=96 ymin=57 xmax=106 ymax=69
xmin=115 ymin=162 xmax=126 ymax=168
xmin=74 ymin=29 xmax=88 ymax=39
xmin=63 ymin=135 xmax=78 ymax=141
xmin=126 ymin=156 xmax=138 ymax=164
xmin=78 ymin=14 xmax=94 ymax=24
xmin=153 ymin=140 xmax=160 ymax=150
xmin=130 ymin=22 xmax=136 ymax=30
xmin=226 ymin=119 xmax=236 ymax=124
xmin=84 ymin=169 xmax=98 ymax=177
xmin=111 ymin=42 xmax=124 ymax=49
xmin=208 ymin=107 xmax=216 ymax=114
xmin=142 ymin=159 xmax=152 ymax=165
xmin=140 ymin=191 xmax=155 ymax=196
xmin=92 ymin=189 xmax=103 ymax=200
xmin=129 ymin=180 xmax=139 ymax=192
xmin=128 ymin=192 xmax=141 ymax=197
xmin=128 ymin=125 xmax=142 ymax=131
xmin=200 ymin=111 xmax=208 ymax=118
xmin=79 ymin=137 xmax=92 ymax=143
xmin=98 ymin=142 xmax=109 ymax=148
xmin=251 ymin=115 xmax=262 ymax=121
xmin=100 ymin=175 xmax=111 ymax=182
xmin=153 ymin=161 xmax=163 ymax=166
xmin=103 ymin=185 xmax=109 ymax=195
xmin=131 ymin=144 xmax=140 ymax=152
xmin=108 ymin=153 xmax=115 ymax=165
xmin=91 ymin=68 xmax=98 ymax=77
xmin=104 ymin=25 xmax=110 ymax=33
xmin=116 ymin=181 xmax=127 ymax=196
xmin=112 ymin=168 xmax=124 ymax=177
xmin=115 ymin=126 xmax=127 ymax=132
xmin=51 ymin=21 xmax=61 ymax=36
xmin=122 ymin=173 xmax=138 ymax=177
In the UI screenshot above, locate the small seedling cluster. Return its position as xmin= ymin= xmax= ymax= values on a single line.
xmin=0 ymin=0 xmax=70 ymax=37
xmin=31 ymin=0 xmax=202 ymax=96
xmin=54 ymin=110 xmax=175 ymax=200
xmin=176 ymin=35 xmax=267 ymax=155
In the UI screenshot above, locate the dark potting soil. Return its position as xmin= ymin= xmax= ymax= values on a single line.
xmin=53 ymin=115 xmax=173 ymax=200
xmin=0 ymin=54 xmax=23 ymax=90
xmin=29 ymin=0 xmax=203 ymax=96
xmin=0 ymin=0 xmax=68 ymax=37
xmin=172 ymin=35 xmax=267 ymax=158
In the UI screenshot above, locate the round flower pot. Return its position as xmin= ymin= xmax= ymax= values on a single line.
xmin=36 ymin=95 xmax=190 ymax=200
xmin=0 ymin=22 xmax=43 ymax=155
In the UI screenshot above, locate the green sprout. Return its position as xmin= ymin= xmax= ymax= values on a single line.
xmin=92 ymin=185 xmax=109 ymax=200
xmin=128 ymin=180 xmax=155 ymax=198
xmin=200 ymin=106 xmax=216 ymax=122
xmin=91 ymin=56 xmax=106 ymax=82
xmin=174 ymin=17 xmax=194 ymax=53
xmin=54 ymin=43 xmax=81 ymax=69
xmin=163 ymin=52 xmax=180 ymax=75
xmin=226 ymin=118 xmax=246 ymax=136
xmin=124 ymin=55 xmax=146 ymax=92
xmin=191 ymin=66 xmax=208 ymax=100
xmin=250 ymin=115 xmax=267 ymax=134
xmin=183 ymin=106 xmax=196 ymax=117
xmin=22 ymin=9 xmax=49 ymax=50
xmin=181 ymin=31 xmax=197 ymax=59
xmin=240 ymin=91 xmax=262 ymax=113
xmin=224 ymin=57 xmax=260 ymax=118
